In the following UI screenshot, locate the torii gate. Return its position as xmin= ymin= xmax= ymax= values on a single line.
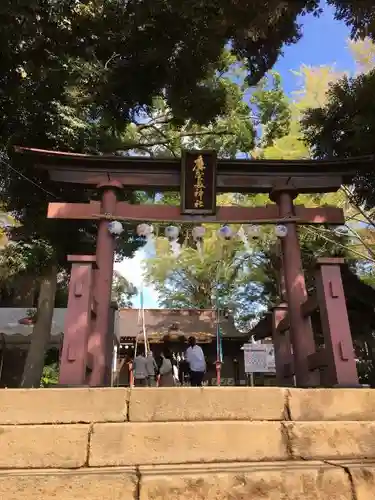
xmin=14 ymin=147 xmax=374 ymax=387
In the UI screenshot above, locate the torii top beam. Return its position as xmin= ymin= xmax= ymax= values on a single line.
xmin=13 ymin=146 xmax=375 ymax=194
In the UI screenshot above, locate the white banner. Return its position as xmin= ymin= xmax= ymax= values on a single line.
xmin=244 ymin=344 xmax=276 ymax=373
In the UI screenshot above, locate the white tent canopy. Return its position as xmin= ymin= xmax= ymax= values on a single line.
xmin=0 ymin=308 xmax=66 ymax=345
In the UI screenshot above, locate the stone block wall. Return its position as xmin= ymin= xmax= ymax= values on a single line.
xmin=0 ymin=387 xmax=375 ymax=499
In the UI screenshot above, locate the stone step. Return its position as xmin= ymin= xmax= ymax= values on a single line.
xmin=1 ymin=387 xmax=375 ymax=424
xmin=139 ymin=460 xmax=375 ymax=500
xmin=1 ymin=387 xmax=375 ymax=499
xmin=1 ymin=420 xmax=375 ymax=468
xmin=1 ymin=461 xmax=374 ymax=500
xmin=0 ymin=467 xmax=136 ymax=500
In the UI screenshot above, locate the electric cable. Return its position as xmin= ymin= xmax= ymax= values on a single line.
xmin=0 ymin=157 xmax=61 ymax=200
xmin=303 ymin=225 xmax=375 ymax=264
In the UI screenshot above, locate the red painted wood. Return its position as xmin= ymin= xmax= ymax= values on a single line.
xmin=315 ymin=262 xmax=358 ymax=386
xmin=271 ymin=303 xmax=294 ymax=386
xmin=67 ymin=255 xmax=96 ymax=263
xmin=47 ymin=201 xmax=345 ymax=225
xmin=276 ymin=191 xmax=320 ymax=387
xmin=87 ymin=187 xmax=119 ymax=387
xmin=59 ymin=261 xmax=95 ymax=385
xmin=48 ymin=201 xmax=100 ymax=219
xmin=14 ymin=146 xmax=375 ymax=193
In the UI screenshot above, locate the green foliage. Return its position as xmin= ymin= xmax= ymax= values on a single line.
xmin=302 ymin=69 xmax=375 ymax=208
xmin=40 ymin=363 xmax=59 ymax=388
xmin=0 ymin=239 xmax=54 ymax=282
xmin=327 ymin=1 xmax=375 ymax=40
xmin=111 ymin=271 xmax=137 ymax=308
xmin=116 ymin=70 xmax=256 ymax=158
xmin=251 ymin=72 xmax=291 ymax=147
xmin=348 ymin=38 xmax=375 ymax=74
xmin=299 ymin=38 xmax=375 ymax=209
xmin=144 ymin=228 xmax=269 ymax=327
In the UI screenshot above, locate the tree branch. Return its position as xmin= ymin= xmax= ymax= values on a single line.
xmin=120 ymin=129 xmax=236 ymax=151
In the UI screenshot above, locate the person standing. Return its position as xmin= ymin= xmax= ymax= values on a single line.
xmin=145 ymin=350 xmax=157 ymax=387
xmin=172 ymin=354 xmax=180 ymax=386
xmin=185 ymin=336 xmax=206 ymax=387
xmin=159 ymin=349 xmax=175 ymax=387
xmin=133 ymin=348 xmax=147 ymax=387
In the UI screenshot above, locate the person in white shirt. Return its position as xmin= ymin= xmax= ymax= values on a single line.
xmin=185 ymin=336 xmax=206 ymax=387
xmin=133 ymin=348 xmax=147 ymax=387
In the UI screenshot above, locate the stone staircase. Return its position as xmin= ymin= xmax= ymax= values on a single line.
xmin=0 ymin=387 xmax=374 ymax=499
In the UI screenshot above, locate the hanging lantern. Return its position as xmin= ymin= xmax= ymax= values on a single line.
xmin=136 ymin=223 xmax=153 ymax=238
xmin=275 ymin=224 xmax=288 ymax=238
xmin=244 ymin=224 xmax=261 ymax=240
xmin=192 ymin=226 xmax=205 ymax=242
xmin=165 ymin=225 xmax=179 ymax=241
xmin=108 ymin=220 xmax=124 ymax=236
xmin=217 ymin=225 xmax=233 ymax=240
xmin=333 ymin=225 xmax=348 ymax=235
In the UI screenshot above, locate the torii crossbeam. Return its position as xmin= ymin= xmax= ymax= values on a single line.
xmin=47 ymin=200 xmax=345 ymax=225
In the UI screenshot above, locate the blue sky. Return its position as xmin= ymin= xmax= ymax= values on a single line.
xmin=117 ymin=3 xmax=356 ymax=309
xmin=275 ymin=3 xmax=354 ymax=96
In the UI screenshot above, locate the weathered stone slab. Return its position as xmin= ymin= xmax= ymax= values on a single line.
xmin=287 ymin=421 xmax=375 ymax=460
xmin=349 ymin=465 xmax=375 ymax=500
xmin=0 ymin=424 xmax=89 ymax=468
xmin=0 ymin=468 xmax=137 ymax=500
xmin=0 ymin=388 xmax=128 ymax=424
xmin=139 ymin=461 xmax=352 ymax=500
xmin=90 ymin=421 xmax=287 ymax=466
xmin=288 ymin=389 xmax=375 ymax=421
xmin=129 ymin=387 xmax=286 ymax=422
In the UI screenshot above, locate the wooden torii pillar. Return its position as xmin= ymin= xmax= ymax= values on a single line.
xmin=271 ymin=187 xmax=320 ymax=387
xmin=272 ymin=243 xmax=293 ymax=386
xmin=58 ymin=180 xmax=123 ymax=386
xmin=303 ymin=258 xmax=358 ymax=387
xmin=274 ymin=258 xmax=359 ymax=387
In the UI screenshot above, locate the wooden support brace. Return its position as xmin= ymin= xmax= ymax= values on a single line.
xmin=307 ymin=349 xmax=328 ymax=371
xmin=301 ymin=295 xmax=319 ymax=317
xmin=283 ymin=361 xmax=295 ymax=378
xmin=277 ymin=316 xmax=290 ymax=333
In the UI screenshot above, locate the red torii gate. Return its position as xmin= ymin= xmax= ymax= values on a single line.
xmin=13 ymin=147 xmax=374 ymax=387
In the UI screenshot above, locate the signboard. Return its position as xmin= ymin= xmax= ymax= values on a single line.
xmin=244 ymin=344 xmax=276 ymax=373
xmin=181 ymin=150 xmax=217 ymax=215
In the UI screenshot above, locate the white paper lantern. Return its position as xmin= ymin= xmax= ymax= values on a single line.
xmin=192 ymin=226 xmax=206 ymax=241
xmin=136 ymin=223 xmax=153 ymax=237
xmin=165 ymin=225 xmax=179 ymax=241
xmin=245 ymin=224 xmax=261 ymax=239
xmin=217 ymin=225 xmax=233 ymax=240
xmin=108 ymin=220 xmax=124 ymax=236
xmin=333 ymin=225 xmax=348 ymax=235
xmin=275 ymin=224 xmax=288 ymax=238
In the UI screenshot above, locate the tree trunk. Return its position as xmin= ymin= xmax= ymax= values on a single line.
xmin=20 ymin=265 xmax=58 ymax=388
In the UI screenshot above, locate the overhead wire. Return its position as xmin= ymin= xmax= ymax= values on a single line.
xmin=343 ymin=223 xmax=375 ymax=260
xmin=303 ymin=225 xmax=375 ymax=264
xmin=0 ymin=157 xmax=61 ymax=200
xmin=341 ymin=185 xmax=375 ymax=231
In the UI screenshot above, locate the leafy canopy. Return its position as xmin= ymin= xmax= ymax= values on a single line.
xmin=301 ymin=38 xmax=375 ymax=208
